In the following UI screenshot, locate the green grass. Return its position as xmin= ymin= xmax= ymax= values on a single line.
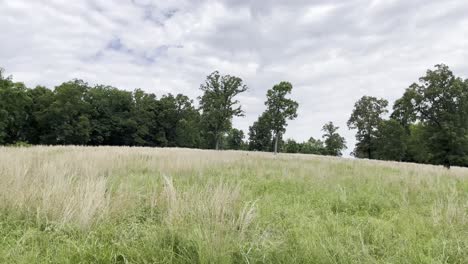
xmin=0 ymin=146 xmax=467 ymax=263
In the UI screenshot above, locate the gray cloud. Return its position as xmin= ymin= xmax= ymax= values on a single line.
xmin=1 ymin=0 xmax=468 ymax=155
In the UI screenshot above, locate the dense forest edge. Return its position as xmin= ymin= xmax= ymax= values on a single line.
xmin=1 ymin=64 xmax=467 ymax=168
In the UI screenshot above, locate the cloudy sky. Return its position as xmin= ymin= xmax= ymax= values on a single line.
xmin=1 ymin=0 xmax=468 ymax=154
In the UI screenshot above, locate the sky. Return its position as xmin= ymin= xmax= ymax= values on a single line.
xmin=1 ymin=0 xmax=468 ymax=155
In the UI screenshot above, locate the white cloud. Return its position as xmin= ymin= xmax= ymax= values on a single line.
xmin=1 ymin=0 xmax=468 ymax=155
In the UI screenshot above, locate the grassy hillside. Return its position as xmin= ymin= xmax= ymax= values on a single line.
xmin=0 ymin=146 xmax=467 ymax=263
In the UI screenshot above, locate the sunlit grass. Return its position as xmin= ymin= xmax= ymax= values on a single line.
xmin=0 ymin=146 xmax=467 ymax=263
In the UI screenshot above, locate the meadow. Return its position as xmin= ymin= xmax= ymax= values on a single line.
xmin=0 ymin=146 xmax=467 ymax=263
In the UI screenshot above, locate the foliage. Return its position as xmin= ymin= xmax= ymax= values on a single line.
xmin=0 ymin=69 xmax=32 ymax=144
xmin=264 ymin=82 xmax=298 ymax=154
xmin=3 ymin=63 xmax=468 ymax=167
xmin=283 ymin=139 xmax=301 ymax=153
xmin=248 ymin=112 xmax=273 ymax=152
xmin=374 ymin=119 xmax=408 ymax=161
xmin=391 ymin=64 xmax=468 ymax=168
xmin=24 ymin=86 xmax=55 ymax=144
xmin=405 ymin=123 xmax=432 ymax=164
xmin=282 ymin=137 xmax=329 ymax=155
xmin=158 ymin=93 xmax=201 ymax=148
xmin=0 ymin=69 xmax=203 ymax=148
xmin=347 ymin=96 xmax=389 ymax=159
xmin=225 ymin=128 xmax=245 ymax=150
xmin=346 ymin=64 xmax=468 ymax=168
xmin=301 ymin=137 xmax=326 ymax=154
xmin=199 ymin=71 xmax=248 ymax=150
xmin=36 ymin=80 xmax=92 ymax=145
xmin=85 ymin=85 xmax=134 ymax=146
xmin=7 ymin=141 xmax=31 ymax=147
xmin=322 ymin=122 xmax=347 ymax=156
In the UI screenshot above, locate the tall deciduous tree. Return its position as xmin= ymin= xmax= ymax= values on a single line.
xmin=392 ymin=64 xmax=468 ymax=168
xmin=199 ymin=71 xmax=248 ymax=150
xmin=347 ymin=96 xmax=388 ymax=159
xmin=322 ymin=122 xmax=347 ymax=156
xmin=264 ymin=82 xmax=298 ymax=154
xmin=248 ymin=112 xmax=273 ymax=151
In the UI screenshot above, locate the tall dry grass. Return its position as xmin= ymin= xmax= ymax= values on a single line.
xmin=0 ymin=146 xmax=467 ymax=263
xmin=1 ymin=146 xmax=466 ymax=229
xmin=0 ymin=146 xmax=255 ymax=229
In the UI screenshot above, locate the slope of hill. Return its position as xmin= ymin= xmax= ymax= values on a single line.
xmin=0 ymin=146 xmax=467 ymax=263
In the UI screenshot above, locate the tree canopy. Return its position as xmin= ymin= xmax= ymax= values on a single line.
xmin=391 ymin=64 xmax=468 ymax=168
xmin=264 ymin=82 xmax=298 ymax=154
xmin=348 ymin=64 xmax=468 ymax=168
xmin=199 ymin=71 xmax=248 ymax=150
xmin=4 ymin=63 xmax=468 ymax=167
xmin=0 ymin=69 xmax=203 ymax=148
xmin=347 ymin=96 xmax=388 ymax=159
xmin=248 ymin=112 xmax=274 ymax=152
xmin=322 ymin=122 xmax=347 ymax=156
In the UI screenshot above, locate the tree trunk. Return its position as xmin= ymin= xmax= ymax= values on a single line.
xmin=443 ymin=158 xmax=451 ymax=169
xmin=274 ymin=132 xmax=279 ymax=155
xmin=214 ymin=129 xmax=220 ymax=150
xmin=367 ymin=134 xmax=372 ymax=159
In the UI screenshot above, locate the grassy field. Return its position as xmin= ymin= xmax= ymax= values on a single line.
xmin=0 ymin=146 xmax=467 ymax=263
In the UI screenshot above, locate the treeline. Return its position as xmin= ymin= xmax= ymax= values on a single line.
xmin=249 ymin=117 xmax=347 ymax=156
xmin=348 ymin=64 xmax=468 ymax=168
xmin=0 ymin=68 xmax=346 ymax=156
xmin=3 ymin=64 xmax=466 ymax=167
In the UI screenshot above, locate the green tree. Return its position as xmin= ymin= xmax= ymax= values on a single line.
xmin=406 ymin=123 xmax=432 ymax=164
xmin=172 ymin=94 xmax=201 ymax=148
xmin=0 ymin=69 xmax=32 ymax=144
xmin=322 ymin=122 xmax=347 ymax=156
xmin=248 ymin=112 xmax=273 ymax=151
xmin=25 ymin=86 xmax=54 ymax=144
xmin=85 ymin=85 xmax=134 ymax=146
xmin=392 ymin=64 xmax=468 ymax=168
xmin=284 ymin=139 xmax=300 ymax=153
xmin=374 ymin=119 xmax=408 ymax=161
xmin=347 ymin=96 xmax=388 ymax=159
xmin=199 ymin=71 xmax=248 ymax=150
xmin=158 ymin=94 xmax=201 ymax=147
xmin=131 ymin=89 xmax=160 ymax=146
xmin=300 ymin=137 xmax=326 ymax=155
xmin=37 ymin=80 xmax=91 ymax=145
xmin=264 ymin=82 xmax=298 ymax=154
xmin=225 ymin=128 xmax=245 ymax=150
xmin=175 ymin=118 xmax=200 ymax=148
